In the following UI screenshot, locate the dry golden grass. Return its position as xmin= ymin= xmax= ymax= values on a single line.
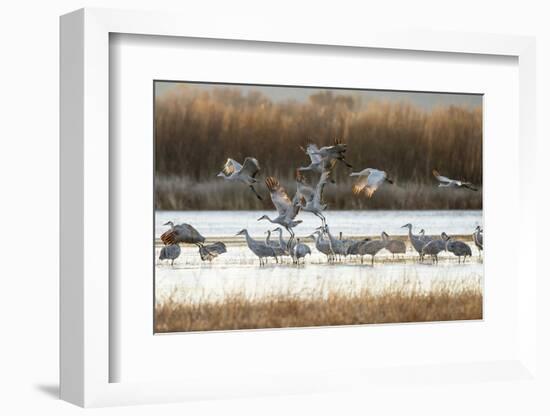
xmin=155 ymin=279 xmax=482 ymax=333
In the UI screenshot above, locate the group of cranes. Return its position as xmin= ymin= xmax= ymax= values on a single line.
xmin=158 ymin=220 xmax=481 ymax=267
xmin=402 ymin=223 xmax=481 ymax=264
xmin=158 ymin=221 xmax=226 ymax=266
xmin=159 ymin=138 xmax=481 ymax=267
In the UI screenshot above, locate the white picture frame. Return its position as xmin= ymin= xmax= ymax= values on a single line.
xmin=60 ymin=7 xmax=537 ymax=407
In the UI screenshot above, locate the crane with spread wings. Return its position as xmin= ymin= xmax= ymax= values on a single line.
xmin=350 ymin=168 xmax=394 ymax=198
xmin=258 ymin=176 xmax=302 ymax=249
xmin=217 ymin=157 xmax=263 ymax=199
xmin=432 ymin=169 xmax=478 ymax=191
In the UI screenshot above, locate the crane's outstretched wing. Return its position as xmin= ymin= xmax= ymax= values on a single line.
xmin=432 ymin=169 xmax=453 ymax=184
xmin=160 ymin=229 xmax=178 ymax=245
xmin=241 ymin=157 xmax=260 ymax=178
xmin=352 ymin=170 xmax=382 ymax=198
xmin=301 ymin=143 xmax=323 ymax=164
xmin=265 ymin=177 xmax=294 ymax=216
xmin=221 ymin=158 xmax=243 ymax=176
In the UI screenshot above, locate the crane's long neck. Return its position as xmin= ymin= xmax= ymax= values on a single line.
xmin=242 ymin=230 xmax=255 ymax=247
xmin=265 ymin=231 xmax=271 ymax=245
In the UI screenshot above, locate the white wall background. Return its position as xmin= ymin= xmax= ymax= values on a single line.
xmin=0 ymin=1 xmax=548 ymax=414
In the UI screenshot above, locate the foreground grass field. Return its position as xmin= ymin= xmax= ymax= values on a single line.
xmin=155 ymin=279 xmax=482 ymax=333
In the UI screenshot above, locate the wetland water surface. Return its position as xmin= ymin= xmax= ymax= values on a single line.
xmin=155 ymin=210 xmax=483 ymax=302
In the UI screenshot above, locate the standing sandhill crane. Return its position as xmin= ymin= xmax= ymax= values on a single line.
xmin=357 ymin=238 xmax=387 ymax=266
xmin=418 ymin=229 xmax=434 ymax=245
xmin=161 ymin=221 xmax=206 ymax=247
xmin=159 ymin=244 xmax=181 ymax=266
xmin=294 ymin=169 xmax=332 ymax=227
xmin=298 ymin=138 xmax=352 ymax=172
xmin=217 ymin=157 xmax=263 ymax=200
xmin=272 ymin=227 xmax=295 ymax=256
xmin=473 ymin=226 xmax=483 ymax=257
xmin=199 ymin=242 xmax=227 ymax=262
xmin=346 ymin=238 xmax=371 ymax=260
xmin=236 ymin=229 xmax=276 ymax=266
xmin=338 ymin=231 xmax=357 ymax=258
xmin=322 ymin=225 xmax=347 ymax=261
xmin=421 ymin=233 xmax=449 ymax=264
xmin=308 ymin=230 xmax=335 ymax=262
xmin=445 ymin=236 xmax=473 ymax=263
xmin=291 ymin=238 xmax=311 ymax=264
xmin=432 ymin=170 xmax=478 ymax=191
xmin=265 ymin=230 xmax=286 ymax=263
xmin=381 ymin=232 xmax=406 ymax=258
xmin=350 ymin=168 xmax=394 ymax=198
xmin=258 ymin=177 xmax=302 ymax=249
xmin=401 ymin=223 xmax=427 ymax=261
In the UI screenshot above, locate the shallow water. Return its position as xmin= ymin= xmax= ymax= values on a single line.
xmin=156 ymin=210 xmax=482 ymax=239
xmin=155 ymin=210 xmax=483 ymax=303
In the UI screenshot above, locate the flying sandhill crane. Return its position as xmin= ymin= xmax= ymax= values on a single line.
xmin=357 ymin=238 xmax=387 ymax=266
xmin=265 ymin=230 xmax=286 ymax=262
xmin=298 ymin=138 xmax=352 ymax=172
xmin=217 ymin=157 xmax=263 ymax=200
xmin=401 ymin=223 xmax=427 ymax=261
xmin=199 ymin=242 xmax=227 ymax=262
xmin=294 ymin=169 xmax=332 ymax=227
xmin=350 ymin=168 xmax=394 ymax=198
xmin=159 ymin=244 xmax=181 ymax=266
xmin=161 ymin=221 xmax=206 ymax=247
xmin=236 ymin=229 xmax=276 ymax=266
xmin=421 ymin=232 xmax=449 ymax=264
xmin=473 ymin=226 xmax=483 ymax=257
xmin=298 ymin=144 xmax=339 ymax=175
xmin=381 ymin=231 xmax=406 ymax=258
xmin=445 ymin=236 xmax=472 ymax=263
xmin=291 ymin=238 xmax=311 ymax=264
xmin=308 ymin=230 xmax=335 ymax=262
xmin=258 ymin=176 xmax=302 ymax=249
xmin=432 ymin=169 xmax=478 ymax=191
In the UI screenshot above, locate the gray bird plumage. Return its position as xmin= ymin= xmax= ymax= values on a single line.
xmin=199 ymin=242 xmax=227 ymax=262
xmin=259 ymin=176 xmax=302 ymax=249
xmin=159 ymin=244 xmax=181 ymax=266
xmin=308 ymin=230 xmax=335 ymax=262
xmin=401 ymin=223 xmax=427 ymax=261
xmin=421 ymin=232 xmax=449 ymax=264
xmin=445 ymin=236 xmax=472 ymax=263
xmin=161 ymin=221 xmax=205 ymax=246
xmin=433 ymin=169 xmax=478 ymax=191
xmin=381 ymin=231 xmax=406 ymax=258
xmin=473 ymin=226 xmax=483 ymax=256
xmin=357 ymin=238 xmax=387 ymax=265
xmin=291 ymin=238 xmax=311 ymax=264
xmin=236 ymin=229 xmax=276 ymax=266
xmin=217 ymin=157 xmax=263 ymax=200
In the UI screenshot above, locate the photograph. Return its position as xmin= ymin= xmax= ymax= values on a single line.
xmin=153 ymin=81 xmax=483 ymax=333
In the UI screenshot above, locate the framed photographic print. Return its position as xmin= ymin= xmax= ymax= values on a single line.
xmin=60 ymin=8 xmax=538 ymax=408
xmin=153 ymin=80 xmax=483 ymax=334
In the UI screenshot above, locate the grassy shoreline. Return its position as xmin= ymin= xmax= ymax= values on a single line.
xmin=155 ymin=279 xmax=482 ymax=333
